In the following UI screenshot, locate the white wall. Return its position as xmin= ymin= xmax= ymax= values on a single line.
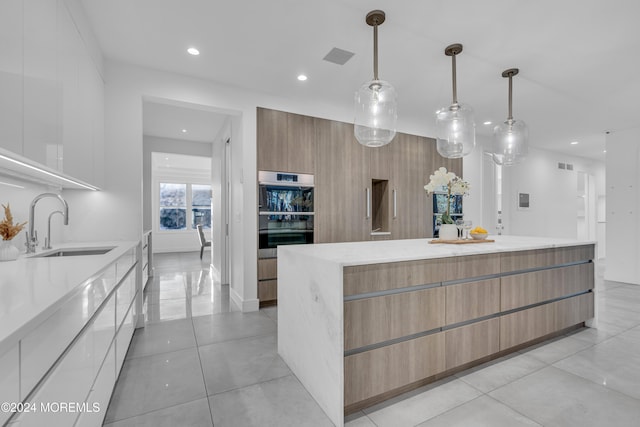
xmin=500 ymin=148 xmax=604 ymax=239
xmin=462 ymin=139 xmax=606 ymax=244
xmin=462 ymin=135 xmax=491 ymax=230
xmin=211 ymin=118 xmax=232 ymax=285
xmin=606 ymin=128 xmax=639 ymax=284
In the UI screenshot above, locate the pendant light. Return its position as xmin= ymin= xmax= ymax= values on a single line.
xmin=435 ymin=44 xmax=476 ymax=158
xmin=492 ymin=68 xmax=528 ymax=165
xmin=354 ymin=10 xmax=397 ymax=147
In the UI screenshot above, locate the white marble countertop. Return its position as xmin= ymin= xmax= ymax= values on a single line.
xmin=0 ymin=241 xmax=137 ymax=353
xmin=279 ymin=235 xmax=596 ymax=267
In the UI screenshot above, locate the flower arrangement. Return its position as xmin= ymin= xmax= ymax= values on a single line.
xmin=0 ymin=204 xmax=27 ymax=241
xmin=424 ymin=167 xmax=470 ymax=224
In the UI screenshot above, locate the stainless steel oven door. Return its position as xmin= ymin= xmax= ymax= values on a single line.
xmin=258 ymin=171 xmax=314 ymax=257
xmin=258 ymin=213 xmax=314 ymax=251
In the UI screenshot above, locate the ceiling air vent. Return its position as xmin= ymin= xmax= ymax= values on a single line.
xmin=558 ymin=162 xmax=566 ymax=170
xmin=566 ymin=164 xmax=574 ymax=170
xmin=323 ymin=47 xmax=355 ymax=65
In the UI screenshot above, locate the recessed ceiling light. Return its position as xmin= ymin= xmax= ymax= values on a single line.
xmin=181 ymin=129 xmax=187 ymax=133
xmin=603 ymin=150 xmax=607 ymax=153
xmin=570 ymin=141 xmax=579 ymax=145
xmin=297 ymin=74 xmax=308 ymax=81
xmin=187 ymin=47 xmax=200 ymax=56
xmin=483 ymin=121 xmax=492 ymax=125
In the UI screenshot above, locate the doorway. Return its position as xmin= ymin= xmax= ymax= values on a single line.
xmin=142 ymin=99 xmax=232 ymax=285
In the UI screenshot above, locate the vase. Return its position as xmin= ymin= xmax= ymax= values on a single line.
xmin=439 ymin=224 xmax=458 ymax=240
xmin=0 ymin=240 xmax=20 ymax=261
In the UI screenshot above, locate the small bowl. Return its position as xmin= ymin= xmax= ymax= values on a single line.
xmin=470 ymin=232 xmax=488 ymax=240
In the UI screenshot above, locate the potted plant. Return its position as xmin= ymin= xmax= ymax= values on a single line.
xmin=424 ymin=167 xmax=470 ymax=240
xmin=0 ymin=204 xmax=27 ymax=261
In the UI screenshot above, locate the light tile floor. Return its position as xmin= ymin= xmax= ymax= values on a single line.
xmin=104 ymin=254 xmax=640 ymax=427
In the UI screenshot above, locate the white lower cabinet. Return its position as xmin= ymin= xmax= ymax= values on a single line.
xmin=0 ymin=346 xmax=19 ymax=426
xmin=9 ymin=250 xmax=139 ymax=427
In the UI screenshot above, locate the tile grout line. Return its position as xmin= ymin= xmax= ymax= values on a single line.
xmin=204 ymin=371 xmax=294 ymax=398
xmin=188 ymin=269 xmax=217 ymax=427
xmin=103 ymin=397 xmax=211 ymax=426
xmin=482 ymin=394 xmax=544 ymax=427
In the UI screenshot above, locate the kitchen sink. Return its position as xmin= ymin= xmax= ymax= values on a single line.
xmin=34 ymin=247 xmax=116 ymax=258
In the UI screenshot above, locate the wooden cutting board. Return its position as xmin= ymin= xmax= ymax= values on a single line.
xmin=429 ymin=239 xmax=495 ymax=244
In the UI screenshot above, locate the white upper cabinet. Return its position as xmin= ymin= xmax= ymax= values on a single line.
xmin=57 ymin=0 xmax=81 ymax=176
xmin=0 ymin=0 xmax=24 ymax=156
xmin=23 ymin=0 xmax=62 ymax=170
xmin=58 ymin=0 xmax=101 ymax=184
xmin=0 ymin=0 xmax=104 ymax=187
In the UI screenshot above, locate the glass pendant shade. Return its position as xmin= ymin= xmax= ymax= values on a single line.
xmin=354 ymin=79 xmax=398 ymax=147
xmin=436 ymin=102 xmax=475 ymax=158
xmin=493 ymin=68 xmax=528 ymax=165
xmin=492 ymin=119 xmax=528 ymax=165
xmin=435 ymin=44 xmax=475 ymax=158
xmin=354 ymin=10 xmax=397 ymax=147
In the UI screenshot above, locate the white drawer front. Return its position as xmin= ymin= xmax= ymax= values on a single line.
xmin=115 ymin=249 xmax=135 ymax=284
xmin=74 ymin=344 xmax=115 ymax=427
xmin=91 ymin=295 xmax=115 ymax=377
xmin=0 ymin=346 xmax=19 ymax=426
xmin=13 ymin=326 xmax=93 ymax=427
xmin=20 ymin=267 xmax=114 ymax=399
xmin=115 ymin=268 xmax=136 ymax=329
xmin=115 ymin=304 xmax=135 ymax=376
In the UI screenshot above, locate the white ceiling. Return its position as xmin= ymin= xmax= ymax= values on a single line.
xmin=82 ymin=0 xmax=640 ymax=160
xmin=142 ymin=101 xmax=228 ymax=143
xmin=151 ymin=151 xmax=211 ymax=173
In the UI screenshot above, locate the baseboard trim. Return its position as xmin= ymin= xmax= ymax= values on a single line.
xmin=230 ymin=287 xmax=259 ymax=312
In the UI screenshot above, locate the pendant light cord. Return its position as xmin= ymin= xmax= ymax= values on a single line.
xmin=373 ymin=23 xmax=379 ymax=80
xmin=508 ymin=75 xmax=513 ymax=120
xmin=451 ymin=54 xmax=458 ymax=104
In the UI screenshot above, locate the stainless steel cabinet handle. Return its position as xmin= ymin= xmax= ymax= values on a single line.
xmin=366 ymin=188 xmax=371 ymax=219
xmin=393 ymin=189 xmax=397 ymax=218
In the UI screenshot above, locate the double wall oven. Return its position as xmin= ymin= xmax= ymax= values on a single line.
xmin=258 ymin=171 xmax=314 ymax=258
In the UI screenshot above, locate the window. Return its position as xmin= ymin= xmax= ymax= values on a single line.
xmin=159 ymin=183 xmax=211 ymax=230
xmin=191 ymin=184 xmax=212 ymax=229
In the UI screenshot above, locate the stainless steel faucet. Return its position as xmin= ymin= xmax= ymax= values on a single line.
xmin=43 ymin=211 xmax=64 ymax=250
xmin=26 ymin=193 xmax=69 ymax=254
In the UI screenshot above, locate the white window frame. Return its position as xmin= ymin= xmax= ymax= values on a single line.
xmin=154 ymin=179 xmax=212 ymax=234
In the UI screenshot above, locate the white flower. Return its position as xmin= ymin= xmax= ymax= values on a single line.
xmin=450 ymin=178 xmax=470 ymax=196
xmin=424 ymin=167 xmax=470 ymax=196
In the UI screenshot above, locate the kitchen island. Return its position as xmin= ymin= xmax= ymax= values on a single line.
xmin=278 ymin=236 xmax=596 ymax=427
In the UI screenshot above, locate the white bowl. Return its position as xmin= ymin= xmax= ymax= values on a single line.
xmin=470 ymin=232 xmax=488 ymax=240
